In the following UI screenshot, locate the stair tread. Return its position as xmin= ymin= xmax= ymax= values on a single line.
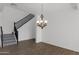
xmin=3 ymin=37 xmax=15 ymax=40
xmin=3 ymin=42 xmax=17 ymax=46
xmin=3 ymin=41 xmax=16 ymax=44
xmin=3 ymin=39 xmax=16 ymax=43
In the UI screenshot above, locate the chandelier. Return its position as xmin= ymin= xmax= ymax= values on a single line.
xmin=36 ymin=4 xmax=47 ymax=29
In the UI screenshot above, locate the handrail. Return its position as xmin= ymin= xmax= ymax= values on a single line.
xmin=0 ymin=26 xmax=3 ymax=48
xmin=14 ymin=13 xmax=35 ymax=45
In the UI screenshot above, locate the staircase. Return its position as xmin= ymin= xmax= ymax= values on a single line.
xmin=0 ymin=13 xmax=35 ymax=48
xmin=3 ymin=34 xmax=17 ymax=46
xmin=15 ymin=14 xmax=35 ymax=29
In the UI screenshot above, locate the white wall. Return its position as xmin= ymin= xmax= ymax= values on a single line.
xmin=1 ymin=6 xmax=27 ymax=34
xmin=1 ymin=3 xmax=79 ymax=52
xmin=15 ymin=3 xmax=41 ymax=15
xmin=14 ymin=3 xmax=41 ymax=41
xmin=41 ymin=3 xmax=79 ymax=52
xmin=36 ymin=15 xmax=43 ymax=43
xmin=0 ymin=3 xmax=40 ymax=41
xmin=18 ymin=16 xmax=36 ymax=41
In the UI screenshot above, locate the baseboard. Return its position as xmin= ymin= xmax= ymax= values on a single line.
xmin=36 ymin=39 xmax=42 ymax=43
xmin=18 ymin=38 xmax=35 ymax=42
xmin=18 ymin=38 xmax=35 ymax=41
xmin=42 ymin=40 xmax=79 ymax=53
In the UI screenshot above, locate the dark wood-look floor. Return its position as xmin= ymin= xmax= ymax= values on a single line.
xmin=0 ymin=39 xmax=79 ymax=55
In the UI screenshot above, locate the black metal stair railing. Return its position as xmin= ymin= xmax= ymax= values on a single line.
xmin=0 ymin=26 xmax=3 ymax=48
xmin=14 ymin=22 xmax=18 ymax=45
xmin=15 ymin=13 xmax=35 ymax=29
xmin=14 ymin=13 xmax=35 ymax=45
xmin=0 ymin=14 xmax=35 ymax=47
